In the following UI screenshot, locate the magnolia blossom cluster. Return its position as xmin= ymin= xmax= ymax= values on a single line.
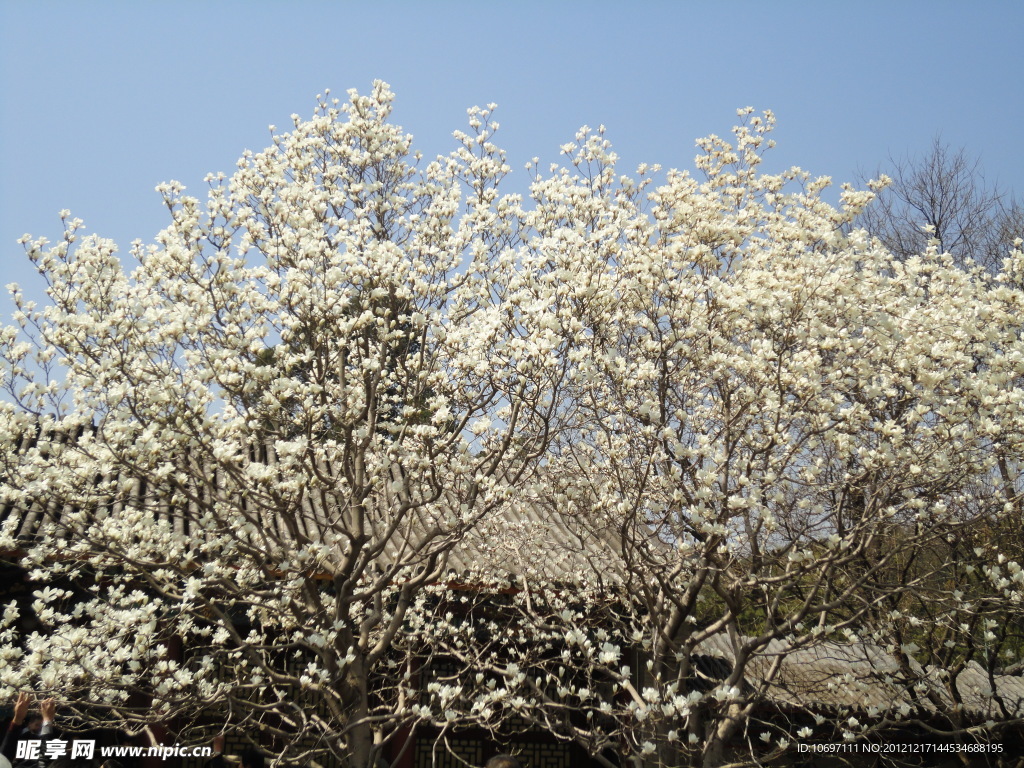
xmin=2 ymin=85 xmax=1024 ymax=768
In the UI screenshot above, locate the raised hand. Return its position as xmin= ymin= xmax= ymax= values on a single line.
xmin=12 ymin=692 xmax=31 ymax=724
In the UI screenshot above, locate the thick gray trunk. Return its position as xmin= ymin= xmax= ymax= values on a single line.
xmin=342 ymin=658 xmax=377 ymax=768
xmin=702 ymin=703 xmax=744 ymax=768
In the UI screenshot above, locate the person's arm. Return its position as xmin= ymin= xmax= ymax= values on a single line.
xmin=38 ymin=700 xmax=56 ymax=738
xmin=1 ymin=694 xmax=30 ymax=762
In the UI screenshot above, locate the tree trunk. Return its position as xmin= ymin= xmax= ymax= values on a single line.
xmin=344 ymin=658 xmax=376 ymax=768
xmin=702 ymin=704 xmax=744 ymax=768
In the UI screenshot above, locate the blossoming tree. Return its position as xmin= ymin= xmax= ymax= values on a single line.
xmin=3 ymin=86 xmax=1024 ymax=768
xmin=0 ymin=83 xmax=576 ymax=768
xmin=412 ymin=114 xmax=1024 ymax=768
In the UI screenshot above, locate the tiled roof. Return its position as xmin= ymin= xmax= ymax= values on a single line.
xmin=696 ymin=633 xmax=1024 ymax=720
xmin=0 ymin=423 xmax=624 ymax=583
xmin=4 ymin=424 xmax=1020 ymax=722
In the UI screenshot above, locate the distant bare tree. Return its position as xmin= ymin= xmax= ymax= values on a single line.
xmin=995 ymin=198 xmax=1024 ymax=258
xmin=859 ymin=137 xmax=1022 ymax=271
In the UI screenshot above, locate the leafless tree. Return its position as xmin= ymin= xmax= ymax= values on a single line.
xmin=858 ymin=137 xmax=1022 ymax=272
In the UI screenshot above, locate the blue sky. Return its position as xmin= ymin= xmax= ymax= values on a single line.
xmin=2 ymin=1 xmax=1023 ymax=307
